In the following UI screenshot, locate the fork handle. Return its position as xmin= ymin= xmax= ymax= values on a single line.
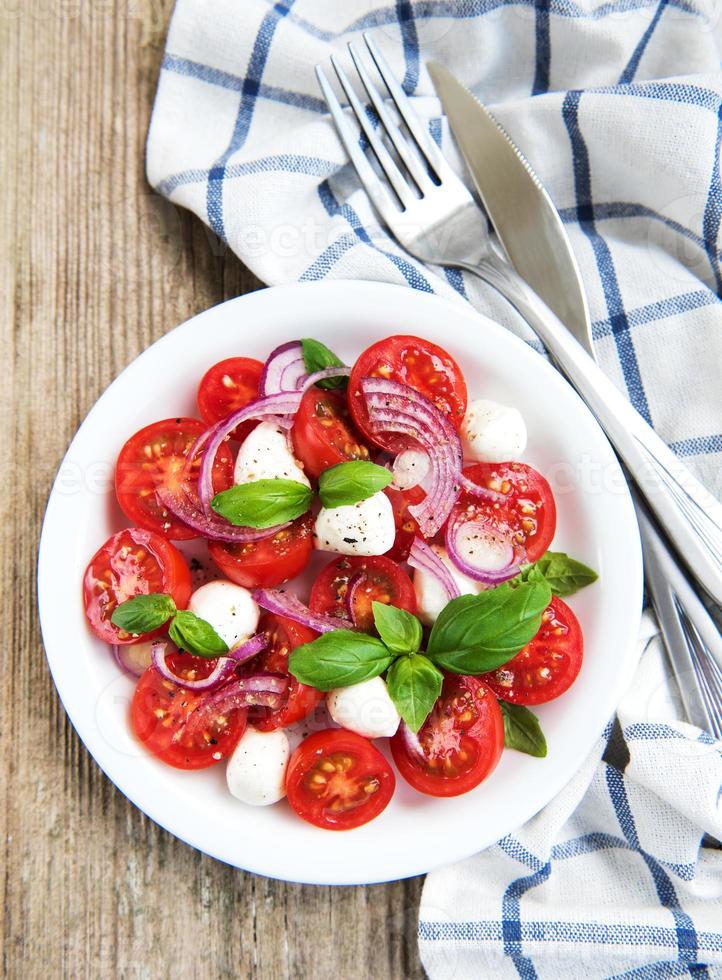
xmin=463 ymin=256 xmax=722 ymax=606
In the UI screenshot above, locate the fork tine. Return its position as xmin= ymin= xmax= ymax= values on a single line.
xmin=347 ymin=41 xmax=431 ymax=195
xmin=315 ymin=65 xmax=398 ymax=221
xmin=363 ymin=32 xmax=448 ymax=179
xmin=329 ymin=56 xmax=413 ymax=208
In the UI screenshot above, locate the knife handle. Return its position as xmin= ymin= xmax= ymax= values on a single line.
xmin=467 ymin=257 xmax=722 ymax=606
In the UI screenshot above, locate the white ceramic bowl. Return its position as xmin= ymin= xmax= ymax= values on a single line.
xmin=38 ymin=281 xmax=643 ymax=884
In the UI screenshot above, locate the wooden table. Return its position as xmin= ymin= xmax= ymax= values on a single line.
xmin=1 ymin=4 xmax=424 ymax=975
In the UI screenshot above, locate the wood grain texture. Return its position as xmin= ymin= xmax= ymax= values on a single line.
xmin=0 ymin=3 xmax=424 ymax=976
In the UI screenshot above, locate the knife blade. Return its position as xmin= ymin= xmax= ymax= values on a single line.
xmin=427 ymin=61 xmax=594 ymax=357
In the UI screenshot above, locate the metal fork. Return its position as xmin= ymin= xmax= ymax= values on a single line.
xmin=316 ymin=35 xmax=722 ymax=734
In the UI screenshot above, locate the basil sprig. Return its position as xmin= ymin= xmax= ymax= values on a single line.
xmin=515 ymin=551 xmax=598 ymax=597
xmin=289 ymin=630 xmax=394 ymax=689
xmin=425 ymin=579 xmax=552 ymax=675
xmin=211 ymin=479 xmax=314 ymax=528
xmin=318 ymin=460 xmax=392 ymax=508
xmin=111 ymin=593 xmax=228 ymax=658
xmin=301 ymin=338 xmax=347 ymax=389
xmin=386 ymin=655 xmax=443 ymax=733
xmin=372 ymin=600 xmax=422 ymax=655
xmin=500 ymin=701 xmax=547 ymax=757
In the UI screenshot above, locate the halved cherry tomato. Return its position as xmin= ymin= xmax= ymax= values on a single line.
xmin=348 ymin=335 xmax=467 ymax=450
xmin=115 ymin=418 xmax=234 ymax=540
xmin=197 ymin=357 xmax=264 ymax=441
xmin=483 ymin=596 xmax=583 ymax=705
xmin=285 ymin=729 xmax=395 ymax=830
xmin=247 ymin=614 xmax=322 ymax=731
xmin=390 ymin=675 xmax=503 ymax=797
xmin=292 ymin=387 xmax=370 ymax=480
xmin=385 ymin=486 xmax=424 ymax=562
xmin=309 ymin=555 xmax=417 ymax=632
xmin=131 ymin=655 xmax=247 ymax=769
xmin=208 ymin=513 xmax=314 ymax=589
xmin=456 ymin=461 xmax=556 ymax=563
xmin=82 ymin=527 xmax=192 ymax=644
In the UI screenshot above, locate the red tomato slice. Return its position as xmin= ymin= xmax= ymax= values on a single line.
xmin=291 ymin=387 xmax=371 ymax=480
xmin=131 ymin=657 xmax=247 ymax=769
xmin=348 ymin=335 xmax=467 ymax=450
xmin=247 ymin=614 xmax=323 ymax=731
xmin=385 ymin=486 xmax=424 ymax=562
xmin=208 ymin=513 xmax=314 ymax=589
xmin=483 ymin=596 xmax=583 ymax=705
xmin=456 ymin=461 xmax=556 ymax=563
xmin=390 ymin=675 xmax=503 ymax=797
xmin=197 ymin=357 xmax=264 ymax=440
xmin=285 ymin=729 xmax=396 ymax=830
xmin=115 ymin=418 xmax=234 ymax=540
xmin=309 ymin=555 xmax=417 ymax=632
xmin=82 ymin=528 xmax=192 ymax=644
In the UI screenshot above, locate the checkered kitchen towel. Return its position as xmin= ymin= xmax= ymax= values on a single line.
xmin=147 ymin=2 xmax=722 ymax=975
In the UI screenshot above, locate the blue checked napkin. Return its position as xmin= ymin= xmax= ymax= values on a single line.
xmin=147 ymin=1 xmax=722 ymax=974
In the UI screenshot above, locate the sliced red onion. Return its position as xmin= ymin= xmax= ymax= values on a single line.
xmin=459 ymin=473 xmax=507 ymax=504
xmin=445 ymin=507 xmax=523 ymax=585
xmin=392 ymin=448 xmax=430 ymax=491
xmin=157 ymin=485 xmax=289 ymax=543
xmin=227 ymin=631 xmax=269 ymax=665
xmin=112 ymin=642 xmax=151 ymax=677
xmin=198 ymin=391 xmax=304 ymax=515
xmin=179 ymin=674 xmax=290 ymax=741
xmin=345 ymin=573 xmax=364 ymax=625
xmin=302 ymin=365 xmax=351 ymax=390
xmin=151 ymin=641 xmax=236 ymax=691
xmin=252 ymin=588 xmax=355 ymax=634
xmin=360 ymin=378 xmax=462 ymax=537
xmin=407 ymin=538 xmax=461 ymax=602
xmin=260 ymin=341 xmax=307 ymax=396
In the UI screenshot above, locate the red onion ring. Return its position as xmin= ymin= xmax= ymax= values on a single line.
xmin=227 ymin=631 xmax=270 ymax=664
xmin=260 ymin=341 xmax=307 ymax=396
xmin=179 ymin=674 xmax=289 ymax=742
xmin=344 ymin=573 xmax=364 ymax=625
xmin=112 ymin=643 xmax=151 ymax=677
xmin=252 ymin=588 xmax=355 ymax=633
xmin=151 ymin=641 xmax=236 ymax=691
xmin=360 ymin=378 xmax=462 ymax=538
xmin=197 ymin=391 xmax=304 ymax=515
xmin=459 ymin=473 xmax=507 ymax=504
xmin=302 ymin=366 xmax=351 ymax=390
xmin=157 ymin=484 xmax=289 ymax=543
xmin=445 ymin=507 xmax=523 ymax=585
xmin=407 ymin=538 xmax=461 ymax=602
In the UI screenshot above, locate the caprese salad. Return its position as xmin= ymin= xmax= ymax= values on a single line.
xmin=82 ymin=335 xmax=598 ymax=831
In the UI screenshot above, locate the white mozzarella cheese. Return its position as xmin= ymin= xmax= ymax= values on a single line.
xmin=226 ymin=727 xmax=290 ymax=806
xmin=234 ymin=420 xmax=310 ymax=487
xmin=413 ymin=545 xmax=484 ymax=626
xmin=327 ymin=677 xmax=400 ymax=738
xmin=461 ymin=399 xmax=527 ymax=462
xmin=314 ymin=491 xmax=395 ymax=556
xmin=188 ymin=580 xmax=259 ymax=650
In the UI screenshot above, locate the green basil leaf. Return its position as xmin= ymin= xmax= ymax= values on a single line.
xmin=111 ymin=593 xmax=176 ymax=634
xmin=372 ymin=601 xmax=422 ymax=655
xmin=318 ymin=460 xmax=393 ymax=508
xmin=528 ymin=551 xmax=599 ymax=597
xmin=386 ymin=654 xmax=443 ymax=733
xmin=500 ymin=701 xmax=547 ymax=757
xmin=211 ymin=479 xmax=314 ymax=528
xmin=426 ymin=578 xmax=552 ymax=674
xmin=289 ymin=630 xmax=394 ymax=690
xmin=301 ymin=338 xmax=347 ymax=389
xmin=168 ymin=610 xmax=229 ymax=658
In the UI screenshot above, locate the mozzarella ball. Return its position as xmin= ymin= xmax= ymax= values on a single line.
xmin=314 ymin=491 xmax=396 ymax=556
xmin=461 ymin=399 xmax=527 ymax=462
xmin=188 ymin=580 xmax=259 ymax=650
xmin=392 ymin=449 xmax=429 ymax=491
xmin=414 ymin=545 xmax=484 ymax=626
xmin=234 ymin=420 xmax=311 ymax=487
xmin=226 ymin=727 xmax=290 ymax=806
xmin=327 ymin=677 xmax=400 ymax=738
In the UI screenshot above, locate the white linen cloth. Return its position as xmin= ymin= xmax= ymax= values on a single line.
xmin=146 ymin=2 xmax=722 ymax=975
